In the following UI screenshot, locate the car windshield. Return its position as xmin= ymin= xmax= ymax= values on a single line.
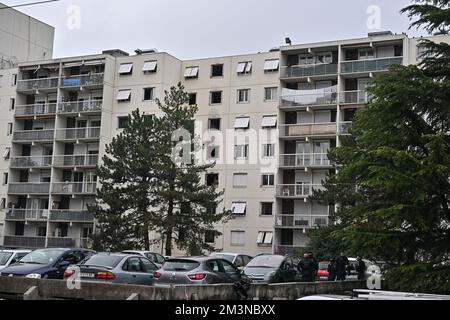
xmin=319 ymin=262 xmax=330 ymax=269
xmin=246 ymin=255 xmax=284 ymax=268
xmin=209 ymin=253 xmax=234 ymax=263
xmin=82 ymin=255 xmax=123 ymax=268
xmin=20 ymin=249 xmax=66 ymax=265
xmin=163 ymin=259 xmax=200 ymax=271
xmin=0 ymin=252 xmax=13 ymax=266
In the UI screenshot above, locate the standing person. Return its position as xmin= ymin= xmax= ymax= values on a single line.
xmin=327 ymin=258 xmax=337 ymax=281
xmin=356 ymin=256 xmax=366 ymax=280
xmin=298 ymin=253 xmax=314 ymax=282
xmin=335 ymin=252 xmax=349 ymax=281
xmin=308 ymin=252 xmax=319 ymax=282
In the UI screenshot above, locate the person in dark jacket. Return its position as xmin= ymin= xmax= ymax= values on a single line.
xmin=356 ymin=256 xmax=366 ymax=280
xmin=327 ymin=258 xmax=337 ymax=281
xmin=335 ymin=252 xmax=349 ymax=281
xmin=298 ymin=253 xmax=315 ymax=282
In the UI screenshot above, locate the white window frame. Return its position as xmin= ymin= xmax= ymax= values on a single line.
xmin=262 ymin=144 xmax=275 ymax=158
xmin=184 ymin=66 xmax=199 ymax=78
xmin=117 ymin=116 xmax=129 ymax=129
xmin=237 ymin=61 xmax=252 ymax=74
xmin=264 ymin=87 xmax=278 ymax=101
xmin=118 ymin=63 xmax=133 ymax=75
xmin=231 ymin=202 xmax=247 ymax=215
xmin=358 ymin=48 xmax=374 ymax=60
xmin=264 ymin=59 xmax=280 ymax=72
xmin=208 ymin=118 xmax=221 ymax=131
xmin=142 ymin=60 xmax=158 ymax=73
xmin=261 ymin=174 xmax=275 ymax=187
xmin=210 ymin=91 xmax=222 ymax=105
xmin=234 ymin=145 xmax=249 ymax=160
xmin=117 ymin=89 xmax=131 ymax=101
xmin=6 ymin=123 xmax=13 ymax=136
xmin=207 ymin=145 xmax=220 ymax=159
xmin=316 ymin=52 xmax=333 ymax=64
xmin=233 ymin=173 xmax=248 ymax=188
xmin=231 ymin=230 xmax=245 ymax=246
xmin=261 ymin=115 xmax=277 ymax=128
xmin=11 ymin=74 xmax=17 ymax=86
xmin=234 ymin=117 xmax=250 ymax=129
xmin=2 ymin=172 xmax=8 ymax=185
xmin=260 ymin=202 xmax=273 ymax=216
xmin=257 ymin=231 xmax=273 ymax=245
xmin=237 ymin=89 xmax=250 ymax=103
xmin=143 ymin=87 xmax=154 ymax=101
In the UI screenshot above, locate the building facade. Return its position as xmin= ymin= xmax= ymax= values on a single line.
xmin=1 ymin=30 xmax=448 ymax=256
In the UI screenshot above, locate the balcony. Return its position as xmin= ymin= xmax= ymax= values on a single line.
xmin=55 ymin=127 xmax=101 ymax=141
xmin=279 ymin=153 xmax=331 ymax=168
xmin=57 ymin=100 xmax=103 ymax=114
xmin=53 ymin=154 xmax=99 ymax=168
xmin=10 ymin=156 xmax=52 ymax=169
xmin=274 ymin=245 xmax=308 ymax=256
xmin=280 ymin=87 xmax=337 ymax=109
xmin=16 ymin=77 xmax=59 ymax=92
xmin=15 ymin=103 xmax=57 ymax=117
xmin=281 ymin=63 xmax=338 ymax=79
xmin=8 ymin=183 xmax=51 ymax=195
xmin=3 ymin=236 xmax=46 ymax=248
xmin=276 ymin=183 xmax=325 ymax=198
xmin=339 ymin=90 xmax=369 ymax=104
xmin=275 ymin=215 xmax=329 ymax=228
xmin=5 ymin=209 xmax=48 ymax=221
xmin=49 ymin=210 xmax=94 ymax=222
xmin=341 ymin=57 xmax=403 ymax=74
xmin=279 ymin=122 xmax=337 ymax=138
xmin=51 ymin=182 xmax=97 ymax=195
xmin=12 ymin=129 xmax=54 ymax=142
xmin=60 ymin=73 xmax=104 ymax=88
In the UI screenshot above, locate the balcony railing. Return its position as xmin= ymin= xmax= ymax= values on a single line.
xmin=12 ymin=129 xmax=54 ymax=142
xmin=51 ymin=182 xmax=97 ymax=195
xmin=274 ymin=245 xmax=309 ymax=256
xmin=46 ymin=237 xmax=92 ymax=248
xmin=17 ymin=77 xmax=59 ymax=91
xmin=15 ymin=103 xmax=57 ymax=117
xmin=339 ymin=90 xmax=369 ymax=104
xmin=280 ymin=87 xmax=338 ymax=108
xmin=281 ymin=63 xmax=338 ymax=78
xmin=341 ymin=57 xmax=403 ymax=73
xmin=55 ymin=127 xmax=101 ymax=141
xmin=279 ymin=153 xmax=331 ymax=168
xmin=275 ymin=215 xmax=329 ymax=228
xmin=279 ymin=122 xmax=337 ymax=138
xmin=3 ymin=236 xmax=46 ymax=248
xmin=57 ymin=100 xmax=103 ymax=114
xmin=276 ymin=184 xmax=325 ymax=198
xmin=53 ymin=154 xmax=99 ymax=167
xmin=10 ymin=156 xmax=52 ymax=168
xmin=49 ymin=210 xmax=95 ymax=222
xmin=60 ymin=73 xmax=104 ymax=87
xmin=5 ymin=209 xmax=49 ymax=221
xmin=8 ymin=183 xmax=51 ymax=194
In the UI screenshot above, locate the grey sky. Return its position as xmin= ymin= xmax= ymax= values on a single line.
xmin=6 ymin=0 xmax=426 ymax=60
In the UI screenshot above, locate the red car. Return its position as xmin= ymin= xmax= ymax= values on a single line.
xmin=317 ymin=261 xmax=331 ymax=280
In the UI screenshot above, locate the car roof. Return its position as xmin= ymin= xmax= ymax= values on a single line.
xmin=0 ymin=249 xmax=31 ymax=253
xmin=122 ymin=250 xmax=160 ymax=254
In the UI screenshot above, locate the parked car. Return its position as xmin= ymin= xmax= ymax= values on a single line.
xmin=298 ymin=294 xmax=363 ymax=300
xmin=154 ymin=256 xmax=242 ymax=285
xmin=243 ymin=254 xmax=299 ymax=283
xmin=0 ymin=248 xmax=95 ymax=279
xmin=0 ymin=249 xmax=31 ymax=272
xmin=121 ymin=250 xmax=166 ymax=268
xmin=317 ymin=260 xmax=331 ymax=280
xmin=64 ymin=253 xmax=159 ymax=285
xmin=209 ymin=252 xmax=253 ymax=269
xmin=347 ymin=258 xmax=381 ymax=279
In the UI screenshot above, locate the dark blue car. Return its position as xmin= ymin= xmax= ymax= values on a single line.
xmin=0 ymin=248 xmax=95 ymax=279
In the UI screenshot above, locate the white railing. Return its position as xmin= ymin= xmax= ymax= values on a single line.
xmin=13 ymin=129 xmax=54 ymax=141
xmin=60 ymin=73 xmax=104 ymax=87
xmin=280 ymin=86 xmax=338 ymax=108
xmin=281 ymin=63 xmax=338 ymax=78
xmin=57 ymin=100 xmax=103 ymax=114
xmin=279 ymin=122 xmax=337 ymax=137
xmin=15 ymin=103 xmax=57 ymax=116
xmin=279 ymin=153 xmax=330 ymax=167
xmin=51 ymin=182 xmax=97 ymax=194
xmin=17 ymin=77 xmax=59 ymax=91
xmin=5 ymin=209 xmax=49 ymax=221
xmin=276 ymin=184 xmax=325 ymax=197
xmin=274 ymin=215 xmax=329 ymax=228
xmin=10 ymin=156 xmax=52 ymax=168
xmin=341 ymin=57 xmax=403 ymax=73
xmin=8 ymin=183 xmax=51 ymax=194
xmin=53 ymin=154 xmax=99 ymax=167
xmin=55 ymin=127 xmax=101 ymax=140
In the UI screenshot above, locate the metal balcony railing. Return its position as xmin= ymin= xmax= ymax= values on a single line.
xmin=17 ymin=77 xmax=59 ymax=91
xmin=10 ymin=156 xmax=53 ymax=168
xmin=339 ymin=90 xmax=369 ymax=104
xmin=54 ymin=127 xmax=101 ymax=141
xmin=12 ymin=129 xmax=54 ymax=142
xmin=341 ymin=57 xmax=403 ymax=73
xmin=53 ymin=154 xmax=99 ymax=167
xmin=57 ymin=100 xmax=103 ymax=114
xmin=49 ymin=210 xmax=94 ymax=222
xmin=60 ymin=73 xmax=104 ymax=87
xmin=280 ymin=87 xmax=338 ymax=108
xmin=281 ymin=63 xmax=338 ymax=78
xmin=8 ymin=183 xmax=51 ymax=194
xmin=276 ymin=184 xmax=324 ymax=197
xmin=5 ymin=209 xmax=49 ymax=221
xmin=15 ymin=103 xmax=57 ymax=117
xmin=274 ymin=215 xmax=329 ymax=228
xmin=279 ymin=153 xmax=330 ymax=168
xmin=3 ymin=236 xmax=46 ymax=248
xmin=279 ymin=122 xmax=337 ymax=138
xmin=47 ymin=237 xmax=76 ymax=248
xmin=274 ymin=245 xmax=309 ymax=256
xmin=51 ymin=182 xmax=97 ymax=194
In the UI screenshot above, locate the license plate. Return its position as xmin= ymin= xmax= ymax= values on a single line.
xmin=80 ymin=273 xmax=95 ymax=278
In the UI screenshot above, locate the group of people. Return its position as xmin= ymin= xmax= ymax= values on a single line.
xmin=297 ymin=252 xmax=366 ymax=282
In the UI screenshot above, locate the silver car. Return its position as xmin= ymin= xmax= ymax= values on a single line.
xmin=0 ymin=249 xmax=31 ymax=272
xmin=64 ymin=253 xmax=159 ymax=285
xmin=121 ymin=250 xmax=166 ymax=268
xmin=209 ymin=252 xmax=253 ymax=269
xmin=154 ymin=257 xmax=242 ymax=285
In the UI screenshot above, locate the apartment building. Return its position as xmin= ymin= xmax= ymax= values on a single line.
xmin=0 ymin=30 xmax=448 ymax=256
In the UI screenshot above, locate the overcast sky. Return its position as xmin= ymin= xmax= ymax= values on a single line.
xmin=6 ymin=0 xmax=426 ymax=60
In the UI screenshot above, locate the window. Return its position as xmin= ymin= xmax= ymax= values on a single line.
xmin=0 ymin=198 xmax=5 ymax=209
xmin=261 ymin=174 xmax=275 ymax=187
xmin=211 ymin=64 xmax=224 ymax=77
xmin=118 ymin=63 xmax=133 ymax=75
xmin=262 ymin=144 xmax=275 ymax=158
xmin=264 ymin=87 xmax=277 ymax=101
xmin=233 ymin=173 xmax=247 ymax=188
xmin=118 ymin=116 xmax=129 ymax=129
xmin=237 ymin=89 xmax=250 ymax=103
xmin=143 ymin=87 xmax=154 ymax=101
xmin=37 ymin=226 xmax=47 ymax=237
xmin=0 ymin=75 xmax=3 ymax=87
xmin=208 ymin=118 xmax=221 ymax=131
xmin=210 ymin=91 xmax=222 ymax=105
xmin=7 ymin=123 xmax=13 ymax=136
xmin=237 ymin=61 xmax=252 ymax=75
xmin=257 ymin=231 xmax=273 ymax=245
xmin=299 ymin=54 xmax=315 ymax=65
xmin=231 ymin=231 xmax=245 ymax=246
xmin=205 ymin=231 xmax=215 ymax=244
xmin=11 ymin=74 xmax=17 ymax=86
xmin=3 ymin=172 xmax=8 ymax=185
xmin=3 ymin=147 xmax=10 ymax=160
xmin=207 ymin=145 xmax=219 ymax=159
xmin=358 ymin=49 xmax=374 ymax=60
xmin=188 ymin=93 xmax=197 ymax=105
xmin=314 ymin=217 xmax=328 ymax=227
xmin=142 ymin=60 xmax=157 ymax=73
xmin=184 ymin=66 xmax=199 ymax=78
xmin=231 ymin=202 xmax=246 ymax=215
xmin=234 ymin=117 xmax=250 ymax=129
xmin=316 ymin=52 xmax=332 ymax=64
xmin=117 ymin=89 xmax=131 ymax=102
xmin=206 ymin=173 xmax=219 ymax=187
xmin=234 ymin=145 xmax=249 ymax=159
xmin=10 ymin=98 xmax=15 ymax=110
xmin=264 ymin=59 xmax=279 ymax=72
xmin=261 ymin=115 xmax=277 ymax=128
xmin=417 ymin=44 xmax=434 ymax=59
xmin=261 ymin=202 xmax=273 ymax=216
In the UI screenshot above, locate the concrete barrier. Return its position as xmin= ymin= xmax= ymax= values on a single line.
xmin=0 ymin=277 xmax=366 ymax=300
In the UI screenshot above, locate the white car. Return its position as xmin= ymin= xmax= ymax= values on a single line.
xmin=0 ymin=249 xmax=31 ymax=271
xmin=298 ymin=295 xmax=363 ymax=300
